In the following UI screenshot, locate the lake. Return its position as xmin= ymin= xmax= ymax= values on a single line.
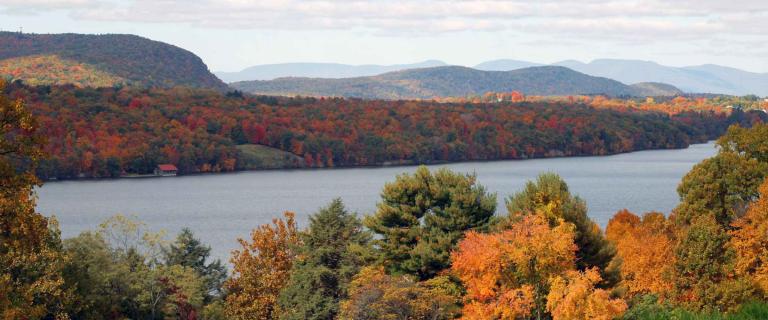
xmin=37 ymin=142 xmax=717 ymax=262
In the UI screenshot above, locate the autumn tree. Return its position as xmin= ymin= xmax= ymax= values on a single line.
xmin=606 ymin=210 xmax=675 ymax=298
xmin=226 ymin=212 xmax=300 ymax=320
xmin=278 ymin=199 xmax=373 ymax=320
xmin=339 ymin=266 xmax=461 ymax=320
xmin=546 ymin=268 xmax=627 ymax=320
xmin=0 ymin=80 xmax=70 ymax=319
xmin=451 ymin=215 xmax=577 ymax=319
xmin=729 ymin=179 xmax=768 ymax=299
xmin=505 ymin=173 xmax=615 ymax=277
xmin=364 ymin=166 xmax=496 ymax=279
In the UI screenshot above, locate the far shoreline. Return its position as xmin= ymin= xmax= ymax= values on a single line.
xmin=41 ymin=140 xmax=717 ymax=184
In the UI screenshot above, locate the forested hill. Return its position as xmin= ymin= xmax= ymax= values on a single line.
xmin=0 ymin=32 xmax=227 ymax=90
xmin=7 ymin=83 xmax=761 ymax=180
xmin=230 ymin=66 xmax=683 ymax=99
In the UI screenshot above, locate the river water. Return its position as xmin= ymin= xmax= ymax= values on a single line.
xmin=37 ymin=142 xmax=717 ymax=262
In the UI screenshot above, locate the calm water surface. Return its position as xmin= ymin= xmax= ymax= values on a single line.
xmin=38 ymin=142 xmax=717 ymax=262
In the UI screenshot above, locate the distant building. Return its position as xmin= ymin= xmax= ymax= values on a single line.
xmin=155 ymin=164 xmax=178 ymax=176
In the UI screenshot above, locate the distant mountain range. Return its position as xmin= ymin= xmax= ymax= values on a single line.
xmin=230 ymin=66 xmax=681 ymax=99
xmin=488 ymin=59 xmax=768 ymax=96
xmin=0 ymin=32 xmax=227 ymax=90
xmin=474 ymin=59 xmax=543 ymax=71
xmin=1 ymin=32 xmax=762 ymax=97
xmin=226 ymin=58 xmax=767 ymax=96
xmin=215 ymin=60 xmax=448 ymax=82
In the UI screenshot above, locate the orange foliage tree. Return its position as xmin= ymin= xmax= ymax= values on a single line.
xmin=729 ymin=179 xmax=768 ymax=299
xmin=451 ymin=215 xmax=577 ymax=319
xmin=606 ymin=209 xmax=676 ymax=298
xmin=546 ymin=268 xmax=627 ymax=320
xmin=225 ymin=212 xmax=300 ymax=320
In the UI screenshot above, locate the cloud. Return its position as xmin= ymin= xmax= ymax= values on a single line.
xmin=0 ymin=0 xmax=106 ymax=12
xmin=1 ymin=0 xmax=766 ymax=41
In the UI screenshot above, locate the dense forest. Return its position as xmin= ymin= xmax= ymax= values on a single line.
xmin=0 ymin=32 xmax=227 ymax=90
xmin=4 ymin=84 xmax=768 ymax=319
xmin=230 ymin=65 xmax=682 ymax=99
xmin=4 ymin=81 xmax=764 ymax=180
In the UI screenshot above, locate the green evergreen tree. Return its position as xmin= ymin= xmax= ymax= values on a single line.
xmin=364 ymin=166 xmax=496 ymax=279
xmin=278 ymin=199 xmax=372 ymax=320
xmin=505 ymin=173 xmax=615 ymax=274
xmin=164 ymin=228 xmax=227 ymax=302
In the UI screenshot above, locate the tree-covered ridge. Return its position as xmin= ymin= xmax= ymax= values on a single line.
xmin=0 ymin=55 xmax=127 ymax=88
xmin=230 ymin=66 xmax=682 ymax=99
xmin=0 ymin=32 xmax=227 ymax=90
xmin=6 ymin=83 xmax=764 ymax=180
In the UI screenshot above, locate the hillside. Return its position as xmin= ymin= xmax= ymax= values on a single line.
xmin=10 ymin=83 xmax=755 ymax=180
xmin=0 ymin=55 xmax=127 ymax=87
xmin=230 ymin=66 xmax=680 ymax=99
xmin=215 ymin=60 xmax=447 ymax=82
xmin=629 ymin=82 xmax=683 ymax=96
xmin=0 ymin=32 xmax=227 ymax=90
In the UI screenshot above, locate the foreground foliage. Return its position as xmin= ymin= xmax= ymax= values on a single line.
xmin=451 ymin=215 xmax=577 ymax=319
xmin=0 ymin=80 xmax=69 ymax=319
xmin=339 ymin=266 xmax=462 ymax=320
xmin=226 ymin=212 xmax=299 ymax=320
xmin=278 ymin=199 xmax=372 ymax=320
xmin=365 ymin=167 xmax=496 ymax=279
xmin=505 ymin=173 xmax=616 ymax=279
xmin=547 ymin=268 xmax=627 ymax=320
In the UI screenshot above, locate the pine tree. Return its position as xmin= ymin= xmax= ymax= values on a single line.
xmin=364 ymin=166 xmax=496 ymax=279
xmin=164 ymin=228 xmax=227 ymax=302
xmin=278 ymin=199 xmax=372 ymax=320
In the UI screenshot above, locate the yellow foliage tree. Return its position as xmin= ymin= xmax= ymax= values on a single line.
xmin=451 ymin=215 xmax=577 ymax=319
xmin=546 ymin=268 xmax=627 ymax=320
xmin=606 ymin=210 xmax=675 ymax=298
xmin=225 ymin=212 xmax=299 ymax=320
xmin=730 ymin=179 xmax=768 ymax=299
xmin=339 ymin=266 xmax=461 ymax=320
xmin=0 ymin=80 xmax=70 ymax=319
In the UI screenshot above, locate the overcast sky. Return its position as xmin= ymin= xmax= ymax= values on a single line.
xmin=1 ymin=0 xmax=766 ymax=73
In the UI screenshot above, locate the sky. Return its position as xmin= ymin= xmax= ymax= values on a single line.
xmin=1 ymin=0 xmax=767 ymax=73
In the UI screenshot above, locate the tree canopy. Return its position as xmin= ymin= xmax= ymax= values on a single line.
xmin=364 ymin=166 xmax=496 ymax=279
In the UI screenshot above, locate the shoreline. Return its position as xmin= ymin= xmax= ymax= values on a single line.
xmin=42 ymin=140 xmax=716 ymax=183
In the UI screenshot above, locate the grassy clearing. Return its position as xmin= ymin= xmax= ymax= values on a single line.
xmin=236 ymin=144 xmax=304 ymax=170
